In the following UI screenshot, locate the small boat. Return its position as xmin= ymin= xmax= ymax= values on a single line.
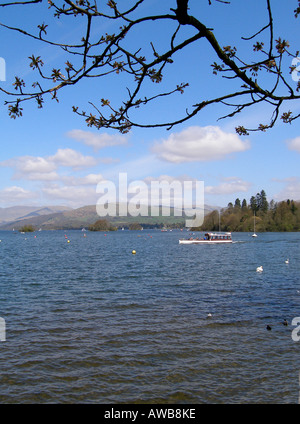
xmin=252 ymin=212 xmax=257 ymax=237
xmin=179 ymin=232 xmax=232 ymax=244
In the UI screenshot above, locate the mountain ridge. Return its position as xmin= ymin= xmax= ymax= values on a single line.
xmin=0 ymin=205 xmax=72 ymax=224
xmin=0 ymin=204 xmax=216 ymax=230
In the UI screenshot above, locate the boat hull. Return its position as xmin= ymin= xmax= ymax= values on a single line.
xmin=179 ymin=239 xmax=232 ymax=244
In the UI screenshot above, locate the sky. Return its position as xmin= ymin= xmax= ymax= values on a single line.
xmin=0 ymin=0 xmax=300 ymax=213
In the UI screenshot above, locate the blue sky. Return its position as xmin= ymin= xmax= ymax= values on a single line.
xmin=0 ymin=0 xmax=300 ymax=210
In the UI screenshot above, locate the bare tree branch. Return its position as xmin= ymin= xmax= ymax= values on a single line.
xmin=0 ymin=0 xmax=299 ymax=135
xmin=0 ymin=0 xmax=41 ymax=6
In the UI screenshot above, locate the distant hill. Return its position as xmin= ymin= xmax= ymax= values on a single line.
xmin=0 ymin=205 xmax=72 ymax=225
xmin=0 ymin=204 xmax=216 ymax=230
xmin=19 ymin=207 xmax=70 ymax=219
xmin=0 ymin=205 xmax=97 ymax=230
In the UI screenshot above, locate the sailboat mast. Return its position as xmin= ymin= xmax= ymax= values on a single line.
xmin=252 ymin=210 xmax=257 ymax=237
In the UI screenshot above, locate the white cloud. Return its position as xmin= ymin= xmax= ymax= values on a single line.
xmin=152 ymin=125 xmax=250 ymax=163
xmin=15 ymin=156 xmax=56 ymax=173
xmin=67 ymin=129 xmax=128 ymax=150
xmin=24 ymin=172 xmax=60 ymax=181
xmin=0 ymin=147 xmax=108 ymax=207
xmin=49 ymin=148 xmax=98 ymax=169
xmin=286 ymin=136 xmax=300 ymax=152
xmin=0 ymin=148 xmax=98 ymax=181
xmin=205 ymin=177 xmax=251 ymax=195
xmin=42 ymin=185 xmax=99 ymax=206
xmin=62 ymin=173 xmax=104 ymax=186
xmin=1 ymin=156 xmax=55 ymax=172
xmin=0 ymin=186 xmax=37 ymax=203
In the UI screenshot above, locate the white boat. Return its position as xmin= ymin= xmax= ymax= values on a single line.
xmin=179 ymin=232 xmax=232 ymax=244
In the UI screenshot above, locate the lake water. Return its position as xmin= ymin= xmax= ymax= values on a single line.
xmin=0 ymin=229 xmax=299 ymax=404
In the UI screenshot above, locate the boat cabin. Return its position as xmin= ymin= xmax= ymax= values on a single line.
xmin=204 ymin=232 xmax=232 ymax=241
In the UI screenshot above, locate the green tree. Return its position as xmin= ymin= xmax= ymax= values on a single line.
xmin=250 ymin=196 xmax=258 ymax=213
xmin=19 ymin=225 xmax=35 ymax=232
xmin=1 ymin=1 xmax=300 ymax=133
xmin=234 ymin=198 xmax=241 ymax=210
xmin=241 ymin=198 xmax=248 ymax=210
xmin=196 ymin=199 xmax=300 ymax=232
xmin=88 ymin=219 xmax=117 ymax=231
xmin=291 ymin=200 xmax=297 ymax=214
xmin=272 ymin=202 xmax=295 ymax=231
xmin=129 ymin=223 xmax=143 ymax=230
xmin=257 ymin=190 xmax=269 ymax=212
xmin=200 ymin=210 xmax=220 ymax=231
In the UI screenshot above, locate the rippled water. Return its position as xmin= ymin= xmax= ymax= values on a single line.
xmin=0 ymin=230 xmax=300 ymax=403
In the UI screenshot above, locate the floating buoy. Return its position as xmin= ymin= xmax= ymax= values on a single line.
xmin=132 ymin=250 xmax=136 ymax=254
xmin=256 ymin=266 xmax=263 ymax=272
xmin=67 ymin=240 xmax=70 ymax=243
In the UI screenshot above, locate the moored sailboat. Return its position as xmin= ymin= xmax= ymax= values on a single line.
xmin=252 ymin=211 xmax=257 ymax=237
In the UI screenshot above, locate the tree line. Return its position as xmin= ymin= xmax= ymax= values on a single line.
xmin=194 ymin=190 xmax=300 ymax=232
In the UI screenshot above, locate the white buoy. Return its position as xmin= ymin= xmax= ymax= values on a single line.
xmin=256 ymin=266 xmax=263 ymax=272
